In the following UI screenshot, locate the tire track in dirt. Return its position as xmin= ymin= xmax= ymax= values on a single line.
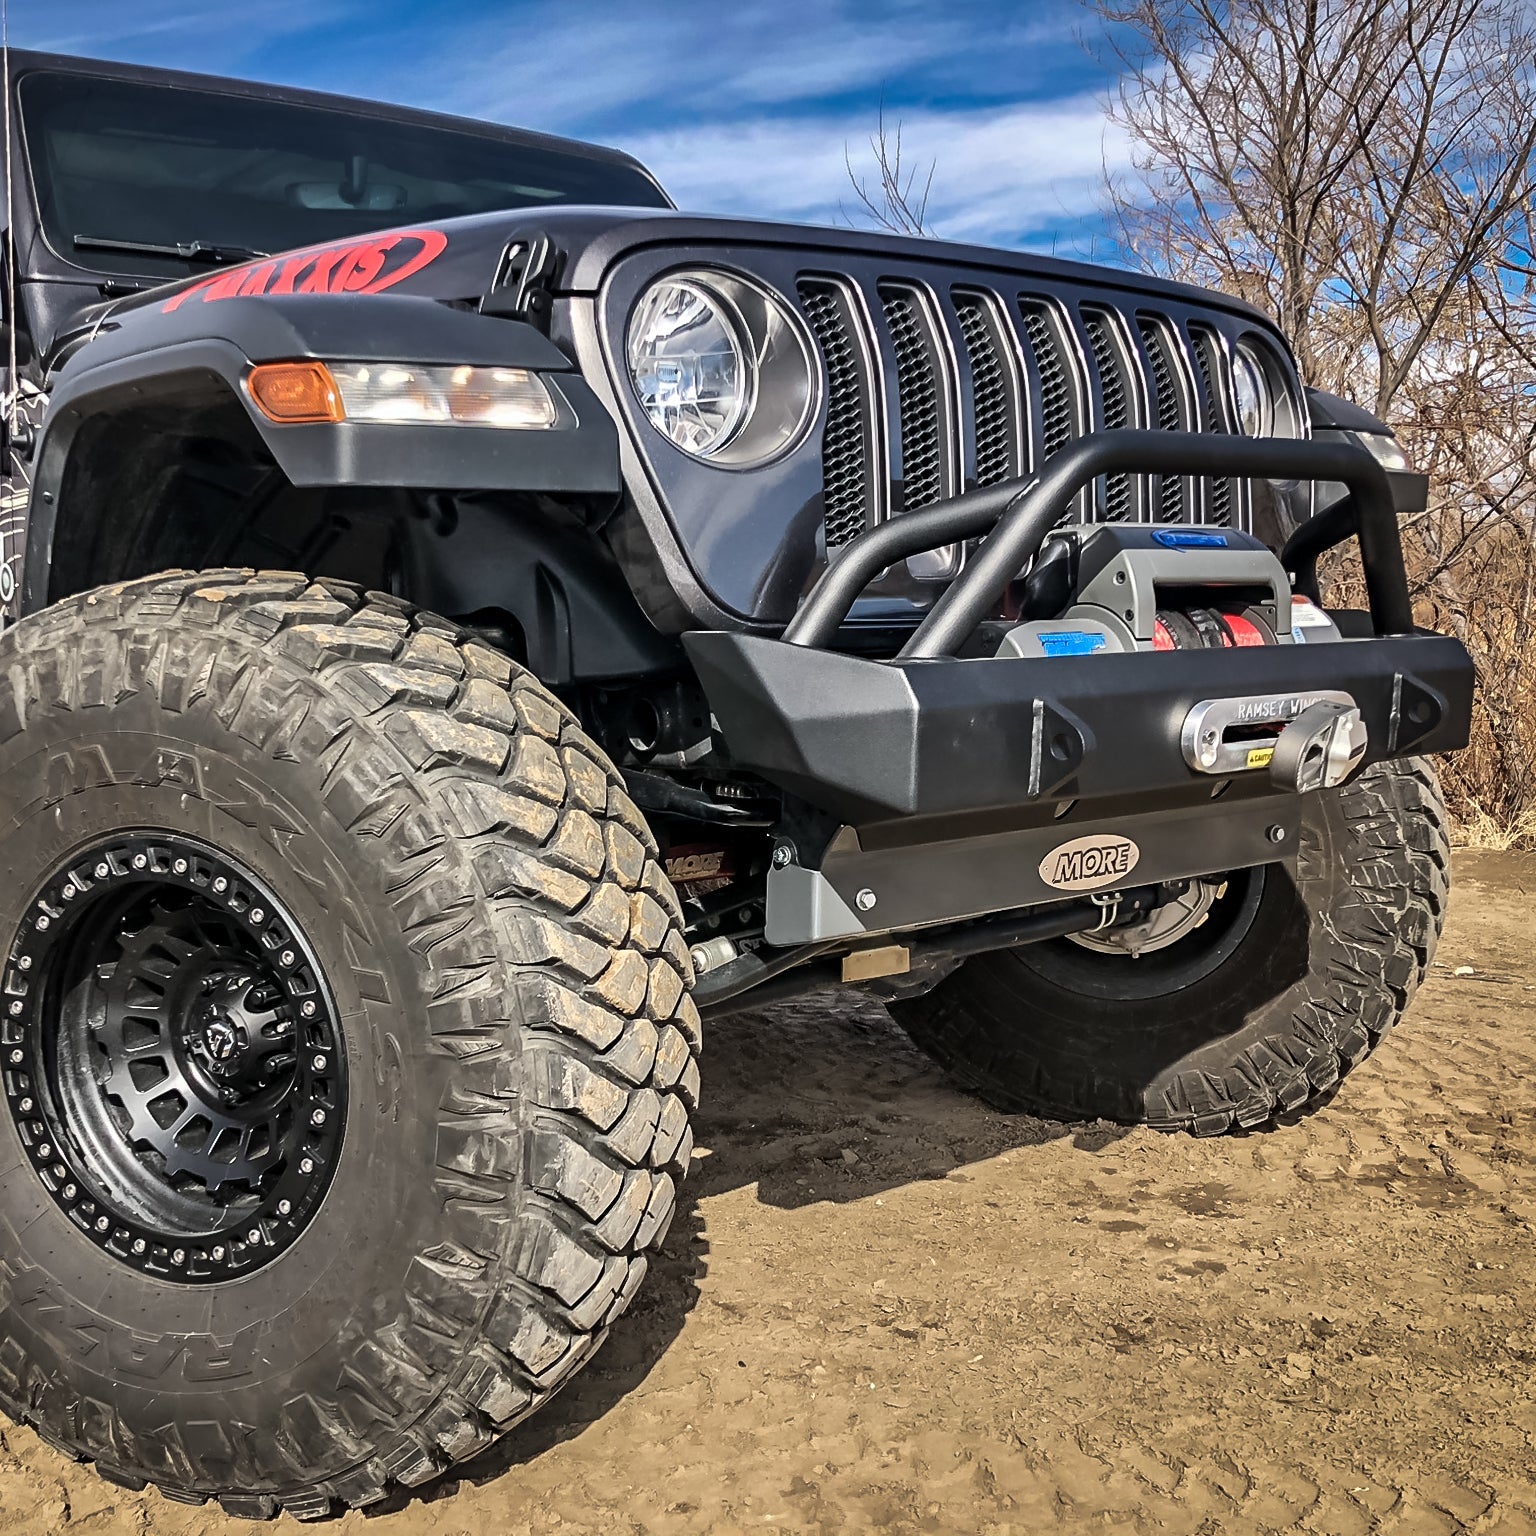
xmin=1 ymin=850 xmax=1533 ymax=1535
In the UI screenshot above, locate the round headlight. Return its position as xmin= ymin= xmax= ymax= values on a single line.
xmin=627 ymin=278 xmax=753 ymax=458
xmin=1233 ymin=341 xmax=1273 ymax=437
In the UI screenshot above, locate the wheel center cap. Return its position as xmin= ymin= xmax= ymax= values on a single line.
xmin=201 ymin=1013 xmax=243 ymax=1062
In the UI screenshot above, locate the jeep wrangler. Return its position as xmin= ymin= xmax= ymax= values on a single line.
xmin=0 ymin=52 xmax=1471 ymax=1519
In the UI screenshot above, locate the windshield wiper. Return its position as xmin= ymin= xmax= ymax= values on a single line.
xmin=72 ymin=235 xmax=269 ymax=266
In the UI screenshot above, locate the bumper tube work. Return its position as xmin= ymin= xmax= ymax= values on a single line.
xmin=685 ymin=427 xmax=1474 ymax=955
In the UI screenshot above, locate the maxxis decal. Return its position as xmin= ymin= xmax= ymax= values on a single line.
xmin=162 ymin=228 xmax=449 ymax=313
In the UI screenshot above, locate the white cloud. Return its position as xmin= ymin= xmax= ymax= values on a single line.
xmin=618 ymin=97 xmax=1131 ymax=250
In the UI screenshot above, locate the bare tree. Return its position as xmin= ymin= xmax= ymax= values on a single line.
xmin=1093 ymin=0 xmax=1536 ymax=835
xmin=843 ymin=103 xmax=937 ymax=236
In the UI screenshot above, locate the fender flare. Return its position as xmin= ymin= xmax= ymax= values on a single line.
xmin=24 ymin=293 xmax=621 ymax=611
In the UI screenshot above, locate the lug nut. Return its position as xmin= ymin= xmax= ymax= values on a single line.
xmin=171 ymin=1249 xmax=185 ymax=1265
xmin=9 ymin=1001 xmax=21 ymax=1016
xmin=302 ymin=1001 xmax=317 ymax=1017
xmin=312 ymin=1054 xmax=327 ymax=1071
xmin=63 ymin=1184 xmax=76 ymax=1200
xmin=37 ymin=1144 xmax=50 ymax=1160
xmin=173 ymin=859 xmax=188 ymax=874
xmin=213 ymin=877 xmax=228 ymax=893
xmin=18 ymin=955 xmax=30 ymax=970
xmin=8 ymin=1049 xmax=21 ymax=1064
xmin=95 ymin=1216 xmax=109 ymax=1232
xmin=211 ymin=1246 xmax=225 ymax=1261
xmin=281 ymin=950 xmax=296 ymax=967
xmin=18 ymin=1099 xmax=31 ymax=1114
xmin=132 ymin=1238 xmax=146 ymax=1255
xmin=311 ymin=1109 xmax=327 ymax=1127
xmin=132 ymin=855 xmax=147 ymax=870
xmin=250 ymin=908 xmax=265 ymax=924
xmin=34 ymin=916 xmax=48 ymax=931
xmin=277 ymin=1199 xmax=291 ymax=1216
xmin=248 ymin=1228 xmax=262 ymax=1244
xmin=94 ymin=863 xmax=109 ymax=879
xmin=300 ymin=1158 xmax=315 ymax=1174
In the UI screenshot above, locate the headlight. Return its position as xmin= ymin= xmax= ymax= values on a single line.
xmin=1233 ymin=342 xmax=1272 ymax=436
xmin=626 ymin=270 xmax=815 ymax=466
xmin=245 ymin=360 xmax=559 ymax=429
xmin=627 ymin=277 xmax=751 ymax=456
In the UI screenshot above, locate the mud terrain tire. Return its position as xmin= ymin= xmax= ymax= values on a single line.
xmin=0 ymin=571 xmax=699 ymax=1518
xmin=892 ymin=759 xmax=1447 ymax=1134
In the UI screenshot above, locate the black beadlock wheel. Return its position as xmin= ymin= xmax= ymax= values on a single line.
xmin=7 ymin=833 xmax=346 ymax=1284
xmin=0 ymin=571 xmax=700 ymax=1520
xmin=891 ymin=758 xmax=1449 ymax=1134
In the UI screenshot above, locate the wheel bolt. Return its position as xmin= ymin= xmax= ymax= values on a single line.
xmin=63 ymin=1184 xmax=76 ymax=1200
xmin=37 ymin=1144 xmax=50 ymax=1159
xmin=212 ymin=1246 xmax=225 ymax=1261
xmin=17 ymin=956 xmax=30 ymax=971
xmin=250 ymin=908 xmax=265 ymax=924
xmin=34 ymin=916 xmax=48 ymax=931
xmin=9 ymin=1001 xmax=21 ymax=1016
xmin=172 ymin=1249 xmax=185 ymax=1265
xmin=300 ymin=1158 xmax=315 ymax=1175
xmin=61 ymin=883 xmax=75 ymax=900
xmin=95 ymin=1217 xmax=109 ymax=1232
xmin=132 ymin=855 xmax=147 ymax=870
xmin=302 ymin=1001 xmax=316 ymax=1017
xmin=281 ymin=951 xmax=296 ymax=967
xmin=248 ymin=1228 xmax=261 ymax=1244
xmin=132 ymin=1239 xmax=146 ymax=1255
xmin=8 ymin=1050 xmax=20 ymax=1064
xmin=312 ymin=1054 xmax=326 ymax=1071
xmin=311 ymin=1109 xmax=326 ymax=1127
xmin=94 ymin=864 xmax=109 ymax=879
xmin=277 ymin=1199 xmax=291 ymax=1216
xmin=173 ymin=859 xmax=188 ymax=874
xmin=213 ymin=877 xmax=228 ymax=893
xmin=18 ymin=1099 xmax=31 ymax=1113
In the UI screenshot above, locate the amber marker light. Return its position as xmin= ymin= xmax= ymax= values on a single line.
xmin=246 ymin=361 xmax=345 ymax=424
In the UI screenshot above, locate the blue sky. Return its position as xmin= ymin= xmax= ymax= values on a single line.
xmin=13 ymin=0 xmax=1133 ymax=253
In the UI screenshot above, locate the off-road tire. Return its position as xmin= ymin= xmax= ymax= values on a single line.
xmin=892 ymin=758 xmax=1447 ymax=1134
xmin=0 ymin=570 xmax=699 ymax=1518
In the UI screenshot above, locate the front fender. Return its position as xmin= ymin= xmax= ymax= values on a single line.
xmin=25 ymin=293 xmax=621 ymax=609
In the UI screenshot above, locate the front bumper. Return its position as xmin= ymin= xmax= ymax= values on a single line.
xmin=683 ymin=430 xmax=1475 ymax=945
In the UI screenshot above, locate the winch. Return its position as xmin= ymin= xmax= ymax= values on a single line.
xmin=997 ymin=524 xmax=1363 ymax=792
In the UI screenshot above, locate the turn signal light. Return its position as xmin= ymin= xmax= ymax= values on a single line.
xmin=246 ymin=361 xmax=344 ymax=424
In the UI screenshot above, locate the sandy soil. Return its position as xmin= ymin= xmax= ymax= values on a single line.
xmin=2 ymin=849 xmax=1535 ymax=1536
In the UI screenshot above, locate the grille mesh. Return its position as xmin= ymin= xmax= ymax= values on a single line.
xmin=1019 ymin=301 xmax=1075 ymax=458
xmin=1190 ymin=330 xmax=1234 ymax=526
xmin=879 ymin=287 xmax=946 ymax=511
xmin=1083 ymin=311 xmax=1134 ymax=521
xmin=794 ymin=269 xmax=1275 ymax=553
xmin=954 ymin=296 xmax=1013 ymax=487
xmin=1139 ymin=318 xmax=1188 ymax=521
xmin=798 ymin=279 xmax=873 ymax=548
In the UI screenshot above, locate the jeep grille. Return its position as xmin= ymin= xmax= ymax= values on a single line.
xmin=796 ymin=272 xmax=1257 ymax=552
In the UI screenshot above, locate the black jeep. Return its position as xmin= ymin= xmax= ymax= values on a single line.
xmin=0 ymin=51 xmax=1471 ymax=1519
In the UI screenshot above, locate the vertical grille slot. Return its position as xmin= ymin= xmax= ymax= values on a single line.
xmin=1190 ymin=326 xmax=1236 ymax=526
xmin=1017 ymin=298 xmax=1080 ymax=459
xmin=1138 ymin=314 xmax=1194 ymax=523
xmin=1082 ymin=307 xmax=1142 ymax=521
xmin=798 ymin=277 xmax=880 ymax=549
xmin=877 ymin=283 xmax=953 ymax=513
xmin=953 ymin=290 xmax=1023 ymax=488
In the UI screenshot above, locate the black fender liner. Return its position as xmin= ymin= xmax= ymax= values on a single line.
xmin=24 ymin=293 xmax=621 ymax=613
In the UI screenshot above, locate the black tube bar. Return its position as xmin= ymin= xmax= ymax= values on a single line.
xmin=899 ymin=431 xmax=1409 ymax=659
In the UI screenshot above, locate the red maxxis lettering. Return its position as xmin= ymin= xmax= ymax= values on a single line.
xmin=162 ymin=229 xmax=449 ymax=313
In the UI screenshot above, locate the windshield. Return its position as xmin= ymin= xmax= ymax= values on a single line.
xmin=20 ymin=70 xmax=669 ymax=280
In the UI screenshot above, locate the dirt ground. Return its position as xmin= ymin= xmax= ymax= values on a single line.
xmin=2 ymin=849 xmax=1534 ymax=1536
